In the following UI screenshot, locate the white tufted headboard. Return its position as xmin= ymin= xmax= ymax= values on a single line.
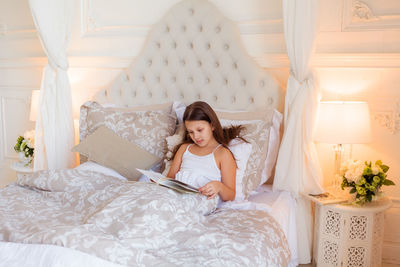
xmin=93 ymin=0 xmax=282 ymax=112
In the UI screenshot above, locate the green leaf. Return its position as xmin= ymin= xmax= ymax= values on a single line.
xmin=366 ymin=194 xmax=372 ymax=202
xmin=350 ymin=187 xmax=356 ymax=194
xmin=381 ymin=165 xmax=389 ymax=173
xmin=383 ymin=179 xmax=395 ymax=186
xmin=375 ymin=160 xmax=382 ymax=166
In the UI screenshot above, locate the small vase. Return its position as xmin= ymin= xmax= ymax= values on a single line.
xmin=18 ymin=152 xmax=32 ymax=166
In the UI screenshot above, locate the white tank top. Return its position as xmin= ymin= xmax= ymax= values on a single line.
xmin=175 ymin=144 xmax=222 ymax=188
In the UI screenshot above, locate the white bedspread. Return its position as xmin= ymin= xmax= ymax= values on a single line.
xmin=0 ymin=169 xmax=291 ymax=267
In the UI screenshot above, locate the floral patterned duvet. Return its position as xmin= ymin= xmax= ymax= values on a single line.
xmin=0 ymin=170 xmax=290 ymax=266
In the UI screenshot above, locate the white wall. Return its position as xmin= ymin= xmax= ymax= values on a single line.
xmin=0 ymin=0 xmax=399 ymax=263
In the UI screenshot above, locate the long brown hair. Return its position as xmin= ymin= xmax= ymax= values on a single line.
xmin=170 ymin=101 xmax=246 ymax=160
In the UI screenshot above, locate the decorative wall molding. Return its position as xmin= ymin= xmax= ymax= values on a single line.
xmin=80 ymin=0 xmax=150 ymax=37
xmin=80 ymin=0 xmax=282 ymax=37
xmin=311 ymin=53 xmax=400 ymax=68
xmin=374 ymin=102 xmax=400 ymax=135
xmin=343 ymin=0 xmax=400 ymax=31
xmin=2 ymin=53 xmax=400 ymax=70
xmin=0 ymin=88 xmax=34 ymax=161
xmin=0 ymin=22 xmax=36 ymax=39
xmin=352 ymin=1 xmax=378 ymax=21
xmin=0 ymin=57 xmax=47 ymax=68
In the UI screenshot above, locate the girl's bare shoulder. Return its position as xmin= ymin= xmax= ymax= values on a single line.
xmin=177 ymin=143 xmax=190 ymax=152
xmin=215 ymin=146 xmax=235 ymax=160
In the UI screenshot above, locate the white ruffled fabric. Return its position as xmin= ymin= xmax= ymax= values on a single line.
xmin=273 ymin=0 xmax=325 ymax=264
xmin=29 ymin=0 xmax=76 ymax=170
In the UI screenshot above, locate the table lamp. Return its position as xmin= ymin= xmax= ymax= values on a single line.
xmin=314 ymin=101 xmax=372 ymax=188
xmin=29 ymin=90 xmax=40 ymax=121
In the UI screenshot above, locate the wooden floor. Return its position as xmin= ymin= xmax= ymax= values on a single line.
xmin=299 ymin=263 xmax=400 ymax=267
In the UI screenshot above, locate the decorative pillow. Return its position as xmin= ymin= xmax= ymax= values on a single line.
xmin=74 ymin=161 xmax=128 ymax=181
xmin=260 ymin=109 xmax=282 ymax=184
xmin=218 ymin=108 xmax=282 ymax=185
xmin=79 ymin=101 xmax=177 ymax=160
xmin=72 ymin=126 xmax=161 ymax=180
xmin=221 ymin=120 xmax=272 ymax=199
xmin=227 ymin=138 xmax=252 ymax=201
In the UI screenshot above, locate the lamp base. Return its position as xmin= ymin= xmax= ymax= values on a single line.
xmin=330 ymin=144 xmax=344 ymax=192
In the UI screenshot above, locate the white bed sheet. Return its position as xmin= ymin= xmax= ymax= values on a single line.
xmin=220 ymin=184 xmax=298 ymax=267
xmin=0 ymin=241 xmax=125 ymax=267
xmin=0 ymin=183 xmax=297 ymax=267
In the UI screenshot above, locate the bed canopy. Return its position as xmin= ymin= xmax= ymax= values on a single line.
xmin=29 ymin=0 xmax=323 ymax=264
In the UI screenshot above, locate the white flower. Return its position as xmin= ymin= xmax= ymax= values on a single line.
xmin=371 ymin=165 xmax=382 ymax=175
xmin=23 ymin=130 xmax=35 ymax=149
xmin=344 ymin=160 xmax=364 ymax=183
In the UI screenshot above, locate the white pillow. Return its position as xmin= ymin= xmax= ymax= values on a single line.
xmin=75 ymin=161 xmax=127 ymax=181
xmin=218 ymin=110 xmax=282 ymax=185
xmin=228 ymin=138 xmax=252 ymax=201
xmin=260 ymin=109 xmax=282 ymax=184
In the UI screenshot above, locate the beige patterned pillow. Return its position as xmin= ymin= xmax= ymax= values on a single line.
xmin=80 ymin=101 xmax=177 ymax=160
xmin=218 ymin=109 xmax=274 ymax=199
xmin=238 ymin=122 xmax=271 ymax=198
xmin=73 ymin=126 xmax=160 ymax=180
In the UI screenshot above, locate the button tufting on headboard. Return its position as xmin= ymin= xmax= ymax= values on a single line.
xmin=93 ymin=0 xmax=282 ymax=112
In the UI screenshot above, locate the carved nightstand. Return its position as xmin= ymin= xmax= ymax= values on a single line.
xmin=10 ymin=161 xmax=34 ymax=181
xmin=313 ymin=198 xmax=392 ymax=267
xmin=11 ymin=161 xmax=33 ymax=174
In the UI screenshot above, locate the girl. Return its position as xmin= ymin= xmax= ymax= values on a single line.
xmin=167 ymin=101 xmax=245 ymax=201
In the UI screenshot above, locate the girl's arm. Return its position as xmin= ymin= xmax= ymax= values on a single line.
xmin=200 ymin=148 xmax=236 ymax=201
xmin=166 ymin=143 xmax=188 ymax=179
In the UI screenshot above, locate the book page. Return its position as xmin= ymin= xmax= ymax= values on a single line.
xmin=136 ymin=169 xmax=165 ymax=183
xmin=136 ymin=169 xmax=199 ymax=193
xmin=307 ymin=192 xmax=349 ymax=205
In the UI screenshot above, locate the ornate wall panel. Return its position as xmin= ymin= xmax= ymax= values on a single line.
xmin=374 ymin=101 xmax=400 ymax=135
xmin=343 ymin=0 xmax=400 ymax=31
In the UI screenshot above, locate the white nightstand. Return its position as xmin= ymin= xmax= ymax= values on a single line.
xmin=11 ymin=161 xmax=33 ymax=174
xmin=10 ymin=161 xmax=34 ymax=181
xmin=311 ymin=197 xmax=392 ymax=267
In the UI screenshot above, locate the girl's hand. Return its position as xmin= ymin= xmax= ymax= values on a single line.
xmin=199 ymin=181 xmax=221 ymax=199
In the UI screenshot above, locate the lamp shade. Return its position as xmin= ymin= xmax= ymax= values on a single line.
xmin=29 ymin=90 xmax=40 ymax=121
xmin=314 ymin=101 xmax=372 ymax=144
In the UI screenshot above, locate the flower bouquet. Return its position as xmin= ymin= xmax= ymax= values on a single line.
xmin=341 ymin=159 xmax=395 ymax=205
xmin=14 ymin=130 xmax=35 ymax=166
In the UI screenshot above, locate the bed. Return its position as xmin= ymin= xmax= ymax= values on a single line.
xmin=0 ymin=0 xmax=298 ymax=266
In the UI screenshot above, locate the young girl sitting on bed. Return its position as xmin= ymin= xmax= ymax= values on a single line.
xmin=167 ymin=101 xmax=245 ymax=201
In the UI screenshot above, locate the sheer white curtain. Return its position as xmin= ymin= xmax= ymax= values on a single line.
xmin=29 ymin=0 xmax=76 ymax=170
xmin=273 ymin=0 xmax=324 ymax=264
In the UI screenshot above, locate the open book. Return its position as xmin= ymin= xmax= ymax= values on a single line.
xmin=137 ymin=169 xmax=200 ymax=194
xmin=306 ymin=192 xmax=349 ymax=205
